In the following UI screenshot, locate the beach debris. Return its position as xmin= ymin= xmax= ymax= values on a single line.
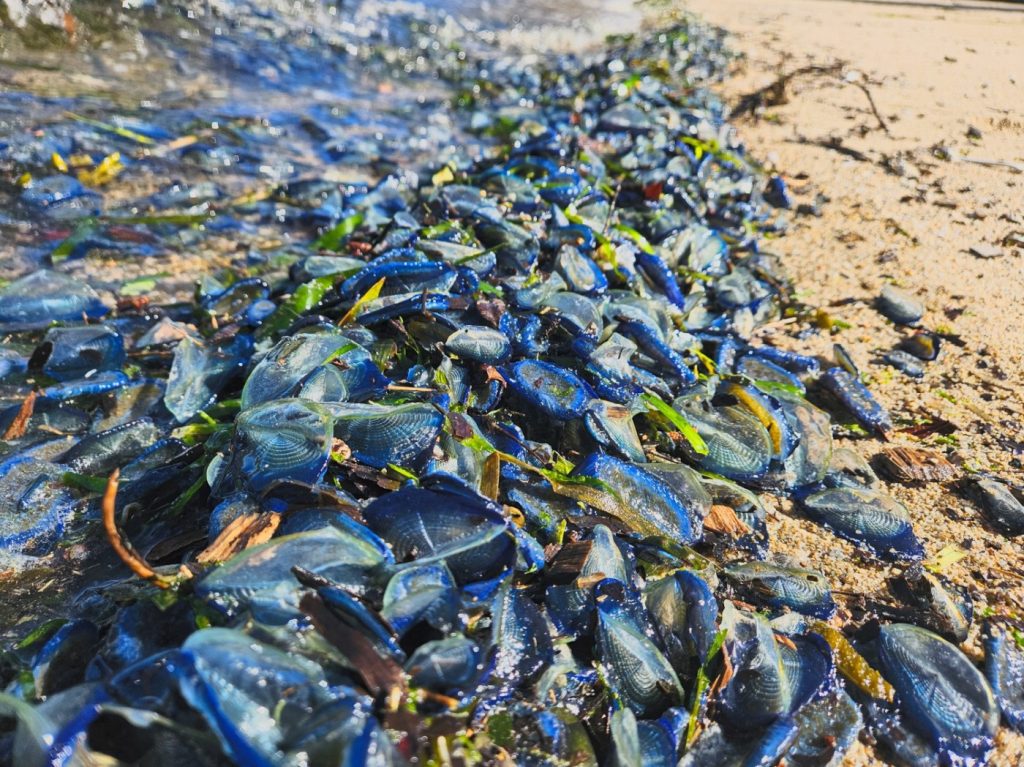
xmin=875 ymin=446 xmax=956 ymax=483
xmin=969 ymin=242 xmax=1004 ymax=259
xmin=876 ymin=284 xmax=925 ymax=326
xmin=0 ymin=5 xmax=1015 ymax=766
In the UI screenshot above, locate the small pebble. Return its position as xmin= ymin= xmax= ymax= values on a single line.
xmin=876 ymin=284 xmax=925 ymax=325
xmin=969 ymin=243 xmax=1003 ymax=259
xmin=883 ymin=350 xmax=925 ymax=378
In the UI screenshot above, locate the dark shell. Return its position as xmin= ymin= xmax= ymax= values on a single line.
xmin=875 ymin=446 xmax=956 ymax=483
xmin=30 ymin=619 xmax=101 ymax=698
xmin=968 ymin=478 xmax=1024 ymax=536
xmin=883 ymin=349 xmax=926 ymax=378
xmin=888 ymin=571 xmax=973 ymax=644
xmin=900 ymin=331 xmax=941 ymax=361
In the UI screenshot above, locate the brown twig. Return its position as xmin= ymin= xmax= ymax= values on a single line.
xmin=3 ymin=390 xmax=36 ymax=440
xmin=960 ymin=156 xmax=1024 ymax=174
xmin=806 ymin=136 xmax=872 ymax=163
xmin=851 ymin=81 xmax=889 ymax=134
xmin=102 ymin=469 xmax=176 ymax=589
xmin=731 ymin=63 xmax=845 ymax=120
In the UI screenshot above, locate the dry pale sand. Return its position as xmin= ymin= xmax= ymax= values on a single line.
xmin=671 ymin=0 xmax=1024 ymax=763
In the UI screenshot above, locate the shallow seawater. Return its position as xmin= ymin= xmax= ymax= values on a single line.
xmin=0 ymin=0 xmax=638 ymax=637
xmin=0 ymin=0 xmax=638 ymax=278
xmin=0 ymin=0 xmax=634 ymax=268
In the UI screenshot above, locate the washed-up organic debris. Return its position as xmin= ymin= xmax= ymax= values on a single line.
xmin=0 ymin=3 xmax=1018 ymax=767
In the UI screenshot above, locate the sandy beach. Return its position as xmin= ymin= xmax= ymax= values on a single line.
xmin=674 ymin=0 xmax=1024 ymax=762
xmin=0 ymin=0 xmax=1021 ymax=762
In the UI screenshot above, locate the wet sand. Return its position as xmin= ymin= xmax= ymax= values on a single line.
xmin=674 ymin=0 xmax=1024 ymax=762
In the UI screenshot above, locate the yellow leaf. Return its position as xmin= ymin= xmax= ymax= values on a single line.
xmin=482 ymin=452 xmax=501 ymax=500
xmin=339 ymin=277 xmax=386 ymax=327
xmin=51 ymin=152 xmax=68 ymax=173
xmin=431 ymin=165 xmax=455 ymax=186
xmin=77 ymin=152 xmax=123 ymax=187
xmin=17 ymin=173 xmax=32 ymax=187
xmin=924 ymin=545 xmax=968 ymax=574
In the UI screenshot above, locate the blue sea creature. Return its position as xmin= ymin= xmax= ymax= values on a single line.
xmin=572 ymin=452 xmax=703 ymax=543
xmin=820 ymin=366 xmax=892 ymax=435
xmin=969 ymin=478 xmax=1024 ymax=537
xmin=35 ymin=325 xmax=125 ymax=382
xmin=242 ymin=331 xmax=386 ymax=408
xmin=724 ymin=561 xmax=836 ymax=619
xmin=0 ymin=457 xmax=79 ymax=556
xmin=597 ymin=585 xmax=684 ymax=717
xmin=505 ymin=359 xmax=592 ymax=420
xmin=362 ymin=473 xmax=516 ymax=583
xmin=196 ymin=525 xmax=391 ymax=622
xmin=678 ymin=402 xmax=774 ymax=482
xmin=0 ymin=270 xmax=107 ymax=329
xmin=877 ymin=623 xmax=999 ymax=764
xmin=644 ymin=569 xmax=718 ymax=670
xmin=445 ymin=325 xmax=511 ymax=363
xmin=228 ymin=398 xmax=334 ymax=492
xmin=801 ymin=486 xmax=924 ymax=562
xmin=328 ymin=402 xmax=445 ymax=470
xmin=982 ymin=620 xmax=1024 ymax=734
xmin=165 ymin=334 xmax=253 ymax=423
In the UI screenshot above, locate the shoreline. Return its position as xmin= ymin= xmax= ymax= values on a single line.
xmin=675 ymin=0 xmax=1024 ymax=762
xmin=0 ymin=1 xmax=1020 ymax=762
